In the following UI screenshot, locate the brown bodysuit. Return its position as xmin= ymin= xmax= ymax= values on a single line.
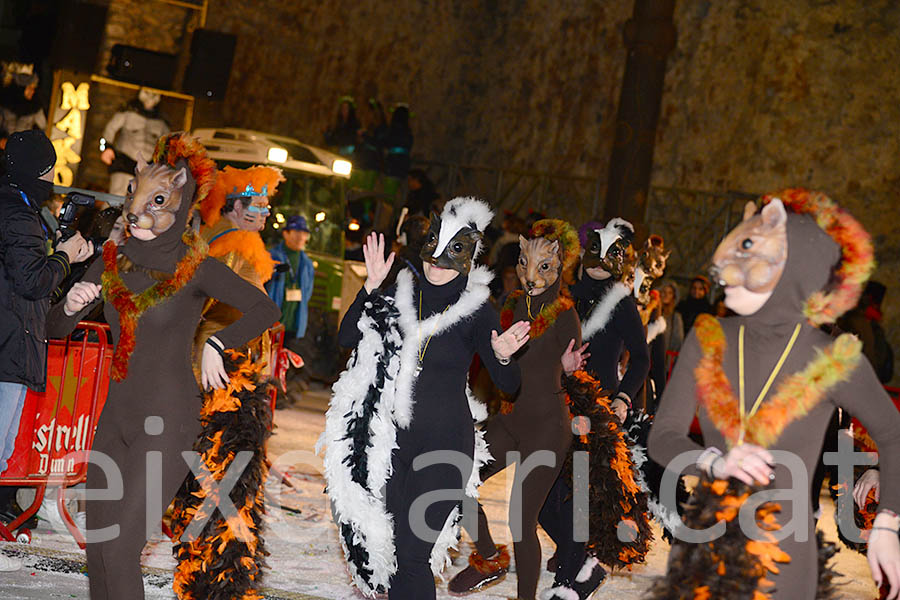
xmin=468 ymin=278 xmax=579 ymax=600
xmin=649 ymin=213 xmax=900 ymax=599
xmin=48 ymin=202 xmax=279 ymax=599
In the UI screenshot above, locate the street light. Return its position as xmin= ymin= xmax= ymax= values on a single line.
xmin=332 ymin=159 xmax=352 ymax=176
xmin=315 ymin=211 xmax=326 ymax=222
xmin=268 ymin=147 xmax=288 ymax=163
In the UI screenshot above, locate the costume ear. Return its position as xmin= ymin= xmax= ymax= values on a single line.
xmin=519 ymin=234 xmax=528 ymax=251
xmin=548 ymin=240 xmax=560 ymax=255
xmin=171 ymin=166 xmax=188 ymax=189
xmin=663 ymin=249 xmax=672 ymax=260
xmin=743 ymin=201 xmax=758 ymax=222
xmin=761 ymin=198 xmax=787 ymax=228
xmin=135 ymin=153 xmax=148 ymax=174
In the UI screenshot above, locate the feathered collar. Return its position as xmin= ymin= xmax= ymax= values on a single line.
xmin=392 ymin=265 xmax=492 ymax=428
xmin=581 ymin=282 xmax=630 ymax=341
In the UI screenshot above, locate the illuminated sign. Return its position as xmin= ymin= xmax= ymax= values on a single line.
xmin=50 ymin=80 xmax=90 ymax=187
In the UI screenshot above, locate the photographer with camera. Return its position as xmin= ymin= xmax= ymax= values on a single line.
xmin=0 ymin=131 xmax=92 ymax=570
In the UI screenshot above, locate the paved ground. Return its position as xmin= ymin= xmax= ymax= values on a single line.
xmin=0 ymin=391 xmax=885 ymax=599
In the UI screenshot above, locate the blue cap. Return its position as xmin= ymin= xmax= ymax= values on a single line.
xmin=285 ymin=215 xmax=309 ymax=232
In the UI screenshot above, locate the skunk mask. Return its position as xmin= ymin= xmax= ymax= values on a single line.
xmin=420 ymin=197 xmax=493 ymax=275
xmin=582 ymin=217 xmax=635 ymax=278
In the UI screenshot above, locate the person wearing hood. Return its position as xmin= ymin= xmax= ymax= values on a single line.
xmin=48 ymin=134 xmax=280 ymax=600
xmin=324 ymin=198 xmax=527 ymax=599
xmin=0 ymin=131 xmax=93 ymax=572
xmin=648 ymin=190 xmax=900 ymax=600
xmin=448 ymin=219 xmax=588 ymax=600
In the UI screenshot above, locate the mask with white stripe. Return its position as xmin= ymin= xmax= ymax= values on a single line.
xmin=420 ymin=197 xmax=493 ymax=275
xmin=582 ymin=217 xmax=635 ymax=279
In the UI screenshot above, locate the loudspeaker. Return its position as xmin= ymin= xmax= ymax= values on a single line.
xmin=107 ymin=44 xmax=177 ymax=90
xmin=183 ymin=29 xmax=236 ymax=100
xmin=51 ymin=1 xmax=108 ymax=73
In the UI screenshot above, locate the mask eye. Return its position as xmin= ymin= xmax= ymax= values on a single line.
xmin=452 ymin=242 xmax=463 ymax=253
xmin=540 ymin=263 xmax=549 ymax=271
xmin=741 ymin=238 xmax=753 ymax=249
xmin=127 ymin=182 xmax=134 ymax=195
xmin=590 ymin=243 xmax=599 ymax=253
xmin=428 ymin=232 xmax=436 ymax=243
xmin=153 ymin=195 xmax=165 ymax=205
xmin=518 ymin=256 xmax=526 ymax=266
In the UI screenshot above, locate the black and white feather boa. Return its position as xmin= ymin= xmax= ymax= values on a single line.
xmin=581 ymin=282 xmax=630 ymax=341
xmin=646 ymin=316 xmax=667 ymax=344
xmin=318 ymin=266 xmax=493 ymax=597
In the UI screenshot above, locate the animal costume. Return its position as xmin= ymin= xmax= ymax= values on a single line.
xmin=447 ymin=219 xmax=581 ymax=599
xmin=192 ymin=165 xmax=283 ymax=370
xmin=101 ymin=90 xmax=170 ymax=196
xmin=537 ymin=218 xmax=654 ymax=600
xmin=48 ymin=134 xmax=280 ymax=600
xmin=648 ymin=189 xmax=900 ymax=600
xmin=322 ymin=197 xmax=520 ymax=600
xmin=166 ymin=164 xmax=287 ymax=600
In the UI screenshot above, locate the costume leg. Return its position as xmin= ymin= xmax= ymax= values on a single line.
xmin=85 ymin=419 xmax=194 ymax=600
xmin=512 ymin=439 xmax=567 ymax=599
xmin=538 ymin=476 xmax=585 ymax=586
xmin=388 ymin=449 xmax=465 ymax=600
xmin=471 ymin=418 xmax=518 ymax=556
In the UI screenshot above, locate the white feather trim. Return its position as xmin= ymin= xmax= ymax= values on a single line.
xmin=627 ymin=415 xmax=682 ymax=536
xmin=540 ymin=585 xmax=579 ymax=600
xmin=581 ymin=282 xmax=629 ymax=341
xmin=429 ymin=505 xmax=462 ymax=577
xmin=575 ymin=555 xmax=600 ymax=583
xmin=393 ymin=265 xmax=492 ymax=429
xmin=320 ymin=301 xmax=403 ymax=595
xmin=433 ymin=197 xmax=493 ymax=259
xmin=646 ymin=316 xmax=667 ymax=344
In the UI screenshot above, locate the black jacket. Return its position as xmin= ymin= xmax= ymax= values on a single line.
xmin=0 ymin=184 xmax=71 ymax=390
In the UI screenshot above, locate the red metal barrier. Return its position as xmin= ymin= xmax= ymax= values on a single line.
xmin=0 ymin=322 xmax=112 ymax=547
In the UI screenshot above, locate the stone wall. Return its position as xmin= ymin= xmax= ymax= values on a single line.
xmin=86 ymin=0 xmax=900 ymax=380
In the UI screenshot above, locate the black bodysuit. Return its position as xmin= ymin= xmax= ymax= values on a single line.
xmin=339 ymin=272 xmax=520 ymax=600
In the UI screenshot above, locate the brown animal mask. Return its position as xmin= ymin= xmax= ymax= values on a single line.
xmin=639 ymin=235 xmax=670 ymax=280
xmin=516 ymin=235 xmax=561 ymax=296
xmin=124 ymin=155 xmax=189 ymax=236
xmin=711 ymin=199 xmax=788 ymax=293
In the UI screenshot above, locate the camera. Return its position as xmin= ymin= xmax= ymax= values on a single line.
xmin=56 ymin=191 xmax=96 ymax=244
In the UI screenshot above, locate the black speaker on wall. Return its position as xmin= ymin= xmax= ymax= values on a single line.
xmin=51 ymin=1 xmax=109 ymax=73
xmin=183 ymin=29 xmax=236 ymax=100
xmin=107 ymin=45 xmax=177 ymax=89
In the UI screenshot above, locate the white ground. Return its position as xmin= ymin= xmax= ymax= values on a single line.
xmin=0 ymin=393 xmax=885 ymax=599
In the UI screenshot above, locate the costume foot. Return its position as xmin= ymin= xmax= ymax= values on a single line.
xmin=573 ymin=556 xmax=606 ymax=598
xmin=448 ymin=545 xmax=510 ymax=595
xmin=539 ymin=584 xmax=578 ymax=600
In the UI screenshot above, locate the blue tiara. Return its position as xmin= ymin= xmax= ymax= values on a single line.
xmin=226 ymin=183 xmax=268 ymax=199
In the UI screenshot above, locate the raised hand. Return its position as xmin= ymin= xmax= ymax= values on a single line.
xmin=201 ymin=338 xmax=229 ymax=390
xmin=491 ymin=320 xmax=530 ymax=361
xmin=362 ymin=231 xmax=395 ymax=293
xmin=561 ymin=339 xmax=590 ymax=375
xmin=64 ymin=281 xmax=102 ymax=316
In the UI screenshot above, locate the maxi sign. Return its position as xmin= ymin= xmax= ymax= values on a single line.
xmin=47 ymin=72 xmax=90 ymax=187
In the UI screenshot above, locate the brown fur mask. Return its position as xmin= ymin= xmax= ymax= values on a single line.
xmin=516 ymin=235 xmax=561 ymax=296
xmin=639 ymin=235 xmax=670 ymax=281
xmin=123 ymin=155 xmax=189 ymax=236
xmin=711 ymin=199 xmax=788 ymax=292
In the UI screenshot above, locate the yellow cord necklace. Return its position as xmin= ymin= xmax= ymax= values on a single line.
xmin=417 ymin=290 xmax=449 ymax=372
xmin=525 ymin=294 xmax=545 ymax=320
xmin=737 ymin=323 xmax=802 ymax=444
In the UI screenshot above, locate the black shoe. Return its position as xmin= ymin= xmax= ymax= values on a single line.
xmin=572 ymin=556 xmax=606 ymax=599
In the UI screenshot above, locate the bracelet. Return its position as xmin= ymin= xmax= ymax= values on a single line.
xmin=871 ymin=526 xmax=900 ymax=535
xmin=205 ymin=337 xmax=226 ymax=358
xmin=615 ymin=392 xmax=632 ymax=410
xmin=497 ymin=355 xmax=511 ymax=366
